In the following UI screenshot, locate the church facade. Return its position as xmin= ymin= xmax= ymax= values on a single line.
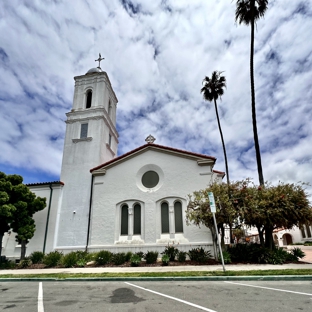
xmin=2 ymin=62 xmax=225 ymax=259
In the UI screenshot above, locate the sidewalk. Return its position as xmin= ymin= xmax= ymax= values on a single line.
xmin=1 ymin=263 xmax=312 ymax=275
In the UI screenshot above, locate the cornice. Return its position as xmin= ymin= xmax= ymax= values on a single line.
xmin=72 ymin=137 xmax=93 ymax=143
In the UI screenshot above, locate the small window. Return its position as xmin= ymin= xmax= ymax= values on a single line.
xmin=306 ymin=225 xmax=312 ymax=238
xmin=133 ymin=204 xmax=141 ymax=235
xmin=108 ymin=100 xmax=112 ymax=117
xmin=121 ymin=204 xmax=128 ymax=235
xmin=174 ymin=201 xmax=183 ymax=233
xmin=108 ymin=134 xmax=112 ymax=147
xmin=142 ymin=171 xmax=159 ymax=188
xmin=80 ymin=123 xmax=88 ymax=138
xmin=161 ymin=202 xmax=169 ymax=234
xmin=86 ymin=90 xmax=92 ymax=108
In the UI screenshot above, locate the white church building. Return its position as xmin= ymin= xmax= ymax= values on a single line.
xmin=3 ymin=60 xmax=227 ymax=259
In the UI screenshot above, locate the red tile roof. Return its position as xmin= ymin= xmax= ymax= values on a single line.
xmin=90 ymin=143 xmax=216 ymax=172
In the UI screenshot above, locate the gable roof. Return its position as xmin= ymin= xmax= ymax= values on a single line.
xmin=90 ymin=143 xmax=217 ymax=173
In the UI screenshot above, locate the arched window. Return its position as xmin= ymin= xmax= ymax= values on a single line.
xmin=161 ymin=202 xmax=169 ymax=234
xmin=86 ymin=90 xmax=92 ymax=109
xmin=121 ymin=204 xmax=128 ymax=235
xmin=133 ymin=204 xmax=141 ymax=235
xmin=174 ymin=201 xmax=183 ymax=233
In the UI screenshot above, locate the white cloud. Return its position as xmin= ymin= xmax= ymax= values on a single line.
xmin=0 ymin=0 xmax=311 ymax=197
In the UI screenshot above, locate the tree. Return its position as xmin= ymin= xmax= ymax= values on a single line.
xmin=186 ymin=182 xmax=238 ymax=247
xmin=236 ymin=180 xmax=312 ymax=249
xmin=235 ymin=0 xmax=268 ymax=186
xmin=201 ymin=71 xmax=230 ymax=187
xmin=0 ymin=172 xmax=46 ymax=260
xmin=0 ymin=172 xmax=16 ymax=260
xmin=187 ymin=179 xmax=312 ymax=250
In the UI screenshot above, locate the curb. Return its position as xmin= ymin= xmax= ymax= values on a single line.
xmin=1 ymin=275 xmax=312 ymax=282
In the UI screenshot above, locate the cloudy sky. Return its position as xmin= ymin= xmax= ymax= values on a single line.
xmin=0 ymin=0 xmax=311 ymax=196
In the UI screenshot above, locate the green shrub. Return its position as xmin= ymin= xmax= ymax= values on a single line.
xmin=0 ymin=260 xmax=16 ymax=269
xmin=76 ymin=259 xmax=87 ymax=267
xmin=62 ymin=252 xmax=78 ymax=268
xmin=94 ymin=250 xmax=112 ymax=265
xmin=291 ymin=247 xmax=305 ymax=261
xmin=161 ymin=254 xmax=170 ymax=266
xmin=18 ymin=258 xmax=32 ymax=268
xmin=221 ymin=251 xmax=231 ymax=264
xmin=161 ymin=244 xmax=179 ymax=261
xmin=177 ymin=251 xmax=187 ymax=262
xmin=75 ymin=250 xmax=89 ymax=261
xmin=188 ymin=247 xmax=212 ymax=263
xmin=112 ymin=252 xmax=127 ymax=265
xmin=86 ymin=252 xmax=97 ymax=262
xmin=130 ymin=254 xmax=141 ymax=267
xmin=144 ymin=251 xmax=158 ymax=264
xmin=266 ymin=248 xmax=288 ymax=264
xmin=304 ymin=241 xmax=312 ymax=246
xmin=29 ymin=251 xmax=44 ymax=264
xmin=125 ymin=251 xmax=133 ymax=262
xmin=43 ymin=251 xmax=63 ymax=267
xmin=135 ymin=251 xmax=144 ymax=259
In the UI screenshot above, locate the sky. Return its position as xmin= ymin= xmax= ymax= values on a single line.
xmin=0 ymin=0 xmax=311 ymax=197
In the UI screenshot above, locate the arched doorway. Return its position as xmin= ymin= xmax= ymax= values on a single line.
xmin=282 ymin=233 xmax=293 ymax=245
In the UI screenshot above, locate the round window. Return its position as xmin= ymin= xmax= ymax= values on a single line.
xmin=141 ymin=171 xmax=159 ymax=188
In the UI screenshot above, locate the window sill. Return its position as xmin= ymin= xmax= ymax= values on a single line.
xmin=72 ymin=137 xmax=93 ymax=143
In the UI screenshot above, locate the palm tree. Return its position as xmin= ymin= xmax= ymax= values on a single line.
xmin=201 ymin=71 xmax=230 ymax=187
xmin=201 ymin=71 xmax=232 ymax=244
xmin=235 ymin=0 xmax=268 ymax=186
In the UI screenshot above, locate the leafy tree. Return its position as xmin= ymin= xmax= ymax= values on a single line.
xmin=235 ymin=180 xmax=312 ymax=249
xmin=187 ymin=179 xmax=312 ymax=250
xmin=0 ymin=172 xmax=16 ymax=260
xmin=201 ymin=71 xmax=230 ymax=187
xmin=0 ymin=172 xmax=46 ymax=260
xmin=186 ymin=182 xmax=238 ymax=247
xmin=235 ymin=0 xmax=268 ymax=186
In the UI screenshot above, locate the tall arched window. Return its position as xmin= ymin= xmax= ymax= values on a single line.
xmin=161 ymin=202 xmax=169 ymax=234
xmin=121 ymin=204 xmax=128 ymax=235
xmin=174 ymin=201 xmax=183 ymax=233
xmin=86 ymin=90 xmax=92 ymax=109
xmin=133 ymin=204 xmax=141 ymax=235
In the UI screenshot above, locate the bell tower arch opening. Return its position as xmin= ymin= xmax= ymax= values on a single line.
xmin=86 ymin=90 xmax=92 ymax=108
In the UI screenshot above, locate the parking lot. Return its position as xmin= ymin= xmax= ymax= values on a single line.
xmin=1 ymin=280 xmax=312 ymax=312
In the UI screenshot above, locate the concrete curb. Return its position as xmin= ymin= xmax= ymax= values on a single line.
xmin=1 ymin=275 xmax=312 ymax=282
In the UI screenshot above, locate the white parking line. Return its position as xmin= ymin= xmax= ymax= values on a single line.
xmin=125 ymin=282 xmax=217 ymax=312
xmin=225 ymin=281 xmax=312 ymax=296
xmin=38 ymin=282 xmax=44 ymax=312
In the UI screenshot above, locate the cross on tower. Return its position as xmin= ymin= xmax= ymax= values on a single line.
xmin=95 ymin=53 xmax=105 ymax=68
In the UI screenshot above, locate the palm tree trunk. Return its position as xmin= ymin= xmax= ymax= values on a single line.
xmin=213 ymin=98 xmax=233 ymax=242
xmin=213 ymin=99 xmax=230 ymax=186
xmin=250 ymin=1 xmax=264 ymax=186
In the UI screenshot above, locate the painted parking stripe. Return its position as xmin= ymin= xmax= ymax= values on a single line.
xmin=125 ymin=282 xmax=217 ymax=312
xmin=225 ymin=281 xmax=312 ymax=296
xmin=38 ymin=282 xmax=44 ymax=312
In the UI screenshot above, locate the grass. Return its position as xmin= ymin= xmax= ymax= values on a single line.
xmin=0 ymin=269 xmax=312 ymax=279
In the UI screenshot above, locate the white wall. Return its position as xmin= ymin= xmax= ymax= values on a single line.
xmin=88 ymin=149 xmax=218 ymax=252
xmin=1 ymin=184 xmax=62 ymax=260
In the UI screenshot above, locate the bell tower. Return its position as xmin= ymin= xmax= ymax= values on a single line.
xmin=56 ymin=55 xmax=118 ymax=248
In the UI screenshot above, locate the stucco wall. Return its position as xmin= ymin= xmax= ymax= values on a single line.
xmin=1 ymin=184 xmax=62 ymax=259
xmin=89 ymin=149 xmax=216 ymax=250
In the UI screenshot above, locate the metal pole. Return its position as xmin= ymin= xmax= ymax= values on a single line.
xmin=212 ymin=212 xmax=226 ymax=272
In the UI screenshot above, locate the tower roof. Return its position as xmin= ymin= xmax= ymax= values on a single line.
xmin=86 ymin=67 xmax=103 ymax=74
